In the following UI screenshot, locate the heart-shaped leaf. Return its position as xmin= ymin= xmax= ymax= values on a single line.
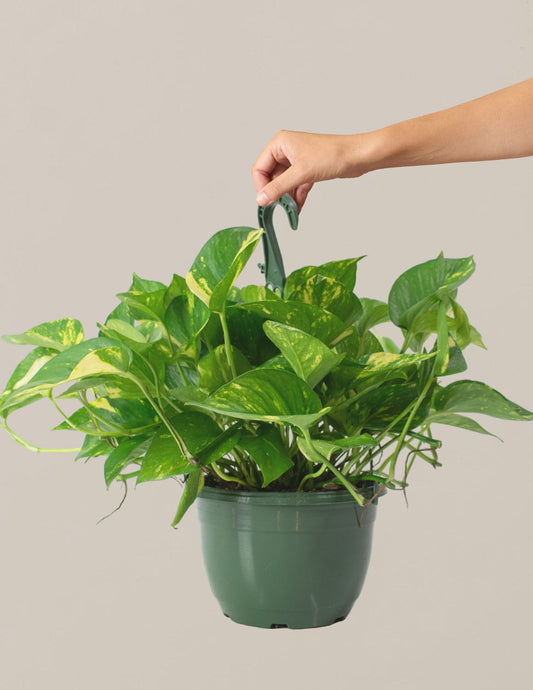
xmin=434 ymin=380 xmax=533 ymax=420
xmin=285 ymin=273 xmax=362 ymax=325
xmin=104 ymin=436 xmax=152 ymax=486
xmin=388 ymin=255 xmax=475 ymax=329
xmin=137 ymin=411 xmax=227 ymax=483
xmin=198 ymin=344 xmax=251 ymax=393
xmin=3 ymin=318 xmax=84 ymax=351
xmin=237 ymin=299 xmax=351 ymax=347
xmin=190 ymin=368 xmax=328 ymax=431
xmin=263 ymin=321 xmax=344 ymax=388
xmin=285 ymin=258 xmax=363 ymax=294
xmin=239 ymin=426 xmax=293 ymax=486
xmin=186 ymin=227 xmax=263 ymax=313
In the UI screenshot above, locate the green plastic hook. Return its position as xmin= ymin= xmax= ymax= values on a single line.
xmin=257 ymin=193 xmax=299 ymax=296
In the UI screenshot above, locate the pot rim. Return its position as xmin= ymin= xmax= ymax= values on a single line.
xmin=197 ymin=482 xmax=385 ymax=506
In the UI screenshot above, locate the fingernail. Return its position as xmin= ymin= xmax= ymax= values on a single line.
xmin=256 ymin=190 xmax=270 ymax=206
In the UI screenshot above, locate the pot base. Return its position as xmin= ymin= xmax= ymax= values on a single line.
xmin=222 ymin=610 xmax=348 ymax=630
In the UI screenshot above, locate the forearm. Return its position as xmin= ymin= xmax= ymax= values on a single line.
xmin=355 ymin=78 xmax=533 ymax=174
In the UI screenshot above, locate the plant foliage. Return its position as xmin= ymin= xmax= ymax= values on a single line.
xmin=1 ymin=226 xmax=531 ymax=525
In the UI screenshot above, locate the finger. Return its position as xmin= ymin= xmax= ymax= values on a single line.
xmin=257 ymin=164 xmax=308 ymax=206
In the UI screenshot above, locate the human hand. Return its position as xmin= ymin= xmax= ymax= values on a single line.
xmin=252 ymin=130 xmax=372 ymax=212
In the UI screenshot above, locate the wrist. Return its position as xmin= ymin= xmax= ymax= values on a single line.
xmin=341 ymin=130 xmax=394 ymax=178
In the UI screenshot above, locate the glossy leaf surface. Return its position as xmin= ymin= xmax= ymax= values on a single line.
xmin=239 ymin=426 xmax=293 ymax=486
xmin=263 ymin=321 xmax=344 ymax=388
xmin=434 ymin=380 xmax=533 ymax=420
xmin=191 ymin=368 xmax=328 ymax=430
xmin=137 ymin=411 xmax=227 ymax=483
xmin=285 ymin=273 xmax=362 ymax=324
xmin=186 ymin=227 xmax=262 ymax=312
xmin=388 ymin=255 xmax=475 ymax=329
xmin=3 ymin=318 xmax=84 ymax=351
xmin=285 ymin=258 xmax=363 ymax=294
xmin=172 ymin=470 xmax=204 ymax=527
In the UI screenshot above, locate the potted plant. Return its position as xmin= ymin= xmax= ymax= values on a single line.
xmin=1 ymin=196 xmax=531 ymax=629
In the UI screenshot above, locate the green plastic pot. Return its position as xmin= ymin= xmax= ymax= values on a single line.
xmin=196 ymin=485 xmax=381 ymax=629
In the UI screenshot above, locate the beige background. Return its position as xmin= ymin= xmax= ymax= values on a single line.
xmin=1 ymin=2 xmax=532 ymax=689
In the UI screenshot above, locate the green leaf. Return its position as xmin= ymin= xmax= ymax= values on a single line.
xmin=296 ymin=435 xmax=367 ymax=506
xmin=256 ymin=354 xmax=294 ymax=372
xmin=327 ymin=352 xmax=434 ymax=397
xmin=58 ymin=375 xmax=143 ymax=400
xmin=263 ymin=321 xmax=344 ymax=388
xmin=237 ymin=299 xmax=350 ymax=346
xmin=171 ymin=469 xmax=204 ymax=527
xmin=190 ymin=368 xmax=329 ymax=431
xmin=434 ymin=300 xmax=450 ymax=376
xmin=309 ymin=434 xmax=377 ymax=460
xmin=137 ymin=411 xmax=225 ymax=483
xmin=98 ymin=321 xmax=173 ymax=377
xmin=116 ymin=288 xmax=168 ymax=323
xmin=105 ymin=319 xmax=150 ymax=343
xmin=75 ymin=435 xmax=112 ymax=461
xmin=285 ymin=258 xmax=363 ymax=294
xmin=0 ymin=347 xmax=56 ymax=398
xmin=3 ymin=318 xmax=84 ymax=351
xmin=388 ymin=255 xmax=475 ymax=329
xmin=240 ymin=285 xmax=282 ymax=303
xmin=225 ymin=306 xmax=278 ymax=365
xmin=196 ymin=427 xmax=241 ymax=466
xmin=349 ymin=382 xmax=429 ymax=432
xmin=239 ymin=426 xmax=293 ymax=486
xmin=166 ymin=385 xmax=208 ymax=405
xmin=102 ymin=301 xmax=135 ymax=329
xmin=450 ymin=299 xmax=486 ymax=350
xmin=54 ymin=398 xmax=157 ymax=436
xmin=164 ymin=293 xmax=210 ymax=347
xmin=0 ymin=339 xmax=134 ymax=420
xmin=29 ymin=338 xmax=132 ymax=386
xmin=186 ymin=227 xmax=263 ymax=313
xmin=131 ymin=274 xmax=167 ymax=294
xmin=434 ymin=381 xmax=533 ymax=420
xmin=443 ymin=339 xmax=468 ymax=376
xmin=376 ymin=335 xmax=400 ymax=354
xmin=198 ymin=344 xmax=251 ymax=393
xmin=104 ymin=436 xmax=151 ymax=487
xmin=355 ymin=299 xmax=390 ymax=336
xmin=284 ymin=273 xmax=362 ymax=325
xmin=426 ymin=411 xmax=500 ymax=438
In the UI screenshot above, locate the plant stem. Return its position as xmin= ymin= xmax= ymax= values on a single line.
xmin=126 ymin=374 xmax=195 ymax=463
xmin=297 ymin=462 xmax=327 ymax=491
xmin=0 ymin=418 xmax=81 ymax=454
xmin=386 ymin=374 xmax=435 ymax=483
xmin=48 ymin=391 xmax=125 ymax=435
xmin=400 ymin=331 xmax=414 ymax=354
xmin=78 ymin=391 xmax=101 ymax=432
xmin=210 ymin=461 xmax=249 ymax=487
xmin=300 ymin=428 xmax=366 ymax=506
xmin=219 ymin=309 xmax=237 ymax=378
xmin=175 ymin=360 xmax=188 ymax=386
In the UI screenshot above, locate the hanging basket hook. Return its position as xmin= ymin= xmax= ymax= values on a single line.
xmin=257 ymin=193 xmax=299 ymax=296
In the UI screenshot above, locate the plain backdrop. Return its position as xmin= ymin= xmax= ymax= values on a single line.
xmin=0 ymin=2 xmax=532 ymax=689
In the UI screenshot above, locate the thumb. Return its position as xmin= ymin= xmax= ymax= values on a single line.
xmin=256 ymin=165 xmax=306 ymax=206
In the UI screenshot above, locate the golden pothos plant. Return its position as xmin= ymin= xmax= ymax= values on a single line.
xmin=1 ymin=224 xmax=531 ymax=525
